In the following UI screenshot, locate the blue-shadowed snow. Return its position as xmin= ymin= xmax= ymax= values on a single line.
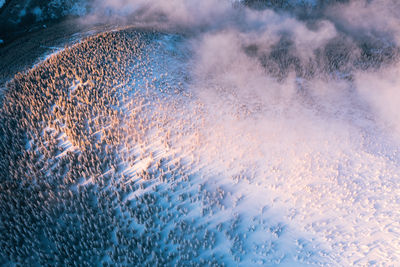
xmin=2 ymin=0 xmax=400 ymax=265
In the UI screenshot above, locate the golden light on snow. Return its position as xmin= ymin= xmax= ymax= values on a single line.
xmin=2 ymin=0 xmax=400 ymax=265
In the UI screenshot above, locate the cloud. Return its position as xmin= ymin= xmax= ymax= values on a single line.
xmin=355 ymin=62 xmax=400 ymax=139
xmin=326 ymin=0 xmax=400 ymax=45
xmin=84 ymin=0 xmax=234 ymax=30
xmin=77 ymin=0 xmax=400 ymax=147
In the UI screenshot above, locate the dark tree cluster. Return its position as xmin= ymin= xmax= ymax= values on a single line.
xmin=0 ymin=29 xmax=173 ymax=266
xmin=0 ymin=28 xmax=236 ymax=267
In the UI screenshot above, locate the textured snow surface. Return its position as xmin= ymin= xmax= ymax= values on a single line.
xmin=3 ymin=28 xmax=400 ymax=266
xmin=2 ymin=0 xmax=400 ymax=266
xmin=128 ymin=33 xmax=400 ymax=266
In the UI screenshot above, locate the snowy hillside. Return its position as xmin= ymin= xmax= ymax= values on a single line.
xmin=2 ymin=0 xmax=400 ymax=266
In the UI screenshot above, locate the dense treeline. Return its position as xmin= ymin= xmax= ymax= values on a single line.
xmin=0 ymin=29 xmax=242 ymax=266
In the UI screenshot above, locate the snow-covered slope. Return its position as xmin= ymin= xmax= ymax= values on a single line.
xmin=1 ymin=24 xmax=400 ymax=266
xmin=2 ymin=1 xmax=400 ymax=266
